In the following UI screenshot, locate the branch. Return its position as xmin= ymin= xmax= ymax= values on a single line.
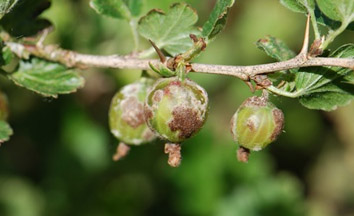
xmin=6 ymin=41 xmax=353 ymax=81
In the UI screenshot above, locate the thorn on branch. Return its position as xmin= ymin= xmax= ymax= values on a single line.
xmin=298 ymin=14 xmax=311 ymax=59
xmin=149 ymin=40 xmax=166 ymax=63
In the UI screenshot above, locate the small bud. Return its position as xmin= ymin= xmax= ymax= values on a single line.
xmin=230 ymin=96 xmax=284 ymax=152
xmin=109 ymin=78 xmax=157 ymax=146
xmin=144 ymin=77 xmax=208 ymax=143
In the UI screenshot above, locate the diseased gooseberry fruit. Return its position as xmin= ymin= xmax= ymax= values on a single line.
xmin=144 ymin=77 xmax=208 ymax=143
xmin=144 ymin=77 xmax=208 ymax=167
xmin=109 ymin=77 xmax=157 ymax=160
xmin=230 ymin=96 xmax=284 ymax=162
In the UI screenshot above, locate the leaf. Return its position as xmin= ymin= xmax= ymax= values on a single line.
xmin=256 ymin=35 xmax=296 ymax=62
xmin=201 ymin=0 xmax=235 ymax=40
xmin=295 ymin=44 xmax=354 ymax=92
xmin=296 ymin=44 xmax=354 ymax=111
xmin=280 ymin=0 xmax=353 ymax=30
xmin=124 ymin=0 xmax=143 ymax=17
xmin=299 ymin=81 xmax=354 ymax=111
xmin=90 ymin=0 xmax=143 ymax=19
xmin=0 ymin=120 xmax=13 ymax=144
xmin=0 ymin=46 xmax=14 ymax=66
xmin=316 ymin=0 xmax=354 ymax=22
xmin=8 ymin=58 xmax=85 ymax=98
xmin=0 ymin=0 xmax=51 ymax=37
xmin=280 ymin=0 xmax=309 ymax=13
xmin=0 ymin=0 xmax=19 ymax=19
xmin=138 ymin=3 xmax=200 ymax=56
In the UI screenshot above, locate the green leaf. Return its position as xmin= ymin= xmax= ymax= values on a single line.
xmin=0 ymin=0 xmax=19 ymax=19
xmin=296 ymin=44 xmax=354 ymax=111
xmin=299 ymin=81 xmax=354 ymax=111
xmin=316 ymin=0 xmax=354 ymax=22
xmin=124 ymin=0 xmax=143 ymax=17
xmin=9 ymin=58 xmax=85 ymax=98
xmin=256 ymin=35 xmax=296 ymax=62
xmin=0 ymin=120 xmax=13 ymax=144
xmin=0 ymin=46 xmax=14 ymax=66
xmin=295 ymin=44 xmax=354 ymax=92
xmin=138 ymin=3 xmax=200 ymax=56
xmin=280 ymin=0 xmax=308 ymax=13
xmin=90 ymin=0 xmax=130 ymax=20
xmin=202 ymin=0 xmax=235 ymax=40
xmin=0 ymin=0 xmax=51 ymax=37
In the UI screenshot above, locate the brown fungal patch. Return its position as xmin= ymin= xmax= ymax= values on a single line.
xmin=270 ymin=108 xmax=284 ymax=141
xmin=168 ymin=106 xmax=203 ymax=139
xmin=144 ymin=104 xmax=153 ymax=120
xmin=152 ymin=90 xmax=163 ymax=102
xmin=121 ymin=97 xmax=145 ymax=128
xmin=242 ymin=96 xmax=268 ymax=107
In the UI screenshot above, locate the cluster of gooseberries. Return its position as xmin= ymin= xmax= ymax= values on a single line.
xmin=108 ymin=71 xmax=284 ymax=167
xmin=109 ymin=40 xmax=284 ymax=167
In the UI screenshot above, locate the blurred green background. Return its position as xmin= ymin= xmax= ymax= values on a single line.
xmin=0 ymin=0 xmax=354 ymax=215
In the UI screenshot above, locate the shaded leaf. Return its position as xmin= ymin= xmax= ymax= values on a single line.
xmin=202 ymin=0 xmax=235 ymax=40
xmin=316 ymin=0 xmax=354 ymax=22
xmin=9 ymin=58 xmax=85 ymax=98
xmin=138 ymin=3 xmax=200 ymax=56
xmin=0 ymin=120 xmax=12 ymax=144
xmin=0 ymin=0 xmax=19 ymax=19
xmin=0 ymin=0 xmax=51 ymax=37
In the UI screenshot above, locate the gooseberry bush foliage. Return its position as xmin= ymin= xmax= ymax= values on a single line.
xmin=0 ymin=0 xmax=353 ymax=166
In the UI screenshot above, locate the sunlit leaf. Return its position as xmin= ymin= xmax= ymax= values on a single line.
xmin=9 ymin=58 xmax=85 ymax=98
xmin=295 ymin=44 xmax=354 ymax=91
xmin=296 ymin=44 xmax=354 ymax=110
xmin=316 ymin=0 xmax=354 ymax=22
xmin=138 ymin=3 xmax=200 ymax=56
xmin=202 ymin=0 xmax=235 ymax=41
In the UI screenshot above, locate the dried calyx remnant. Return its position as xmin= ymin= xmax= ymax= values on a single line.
xmin=108 ymin=77 xmax=157 ymax=161
xmin=144 ymin=77 xmax=209 ymax=167
xmin=230 ymin=95 xmax=284 ymax=163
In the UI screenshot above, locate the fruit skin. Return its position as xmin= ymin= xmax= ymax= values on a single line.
xmin=230 ymin=96 xmax=284 ymax=151
xmin=144 ymin=77 xmax=208 ymax=143
xmin=109 ymin=78 xmax=156 ymax=145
